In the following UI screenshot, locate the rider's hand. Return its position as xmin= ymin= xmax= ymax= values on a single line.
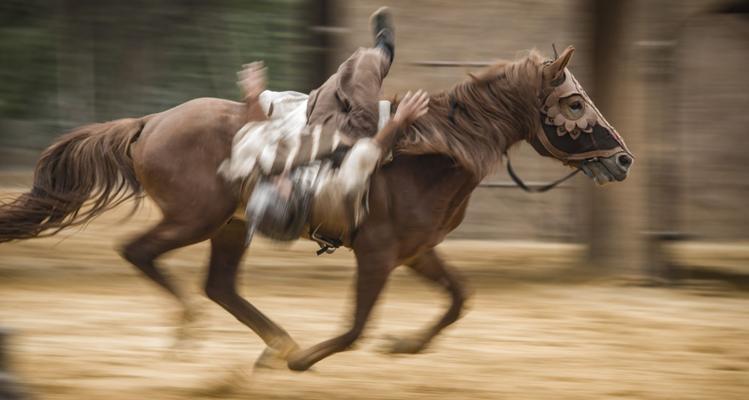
xmin=393 ymin=90 xmax=429 ymax=125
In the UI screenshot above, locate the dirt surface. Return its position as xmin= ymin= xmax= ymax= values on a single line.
xmin=1 ymin=198 xmax=748 ymax=400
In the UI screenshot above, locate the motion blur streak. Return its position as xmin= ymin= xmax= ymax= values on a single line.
xmin=1 ymin=1 xmax=748 ymax=399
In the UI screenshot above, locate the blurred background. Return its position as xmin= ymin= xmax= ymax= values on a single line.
xmin=1 ymin=1 xmax=748 ymax=399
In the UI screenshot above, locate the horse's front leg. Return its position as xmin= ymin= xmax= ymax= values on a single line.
xmin=204 ymin=219 xmax=299 ymax=368
xmin=287 ymin=243 xmax=396 ymax=371
xmin=384 ymin=248 xmax=470 ymax=354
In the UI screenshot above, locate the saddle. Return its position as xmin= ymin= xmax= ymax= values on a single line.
xmin=245 ymin=150 xmax=371 ymax=253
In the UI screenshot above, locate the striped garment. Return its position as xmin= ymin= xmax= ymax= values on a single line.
xmin=219 ymin=90 xmax=390 ymax=182
xmin=218 ymin=90 xmax=392 ymax=243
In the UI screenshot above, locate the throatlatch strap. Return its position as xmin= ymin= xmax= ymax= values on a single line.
xmin=505 ymin=154 xmax=581 ymax=193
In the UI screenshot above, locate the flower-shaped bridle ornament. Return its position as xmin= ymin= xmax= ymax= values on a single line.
xmin=542 ymin=70 xmax=599 ymax=140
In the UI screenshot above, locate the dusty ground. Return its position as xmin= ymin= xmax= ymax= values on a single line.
xmin=0 ymin=193 xmax=748 ymax=399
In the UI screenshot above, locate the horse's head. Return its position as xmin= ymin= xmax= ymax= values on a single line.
xmin=529 ymin=46 xmax=633 ymax=185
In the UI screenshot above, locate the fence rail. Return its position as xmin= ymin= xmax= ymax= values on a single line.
xmin=408 ymin=60 xmax=494 ymax=67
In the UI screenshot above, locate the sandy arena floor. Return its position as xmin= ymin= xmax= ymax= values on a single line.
xmin=0 ymin=195 xmax=748 ymax=400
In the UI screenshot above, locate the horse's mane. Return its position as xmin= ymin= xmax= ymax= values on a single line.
xmin=394 ymin=50 xmax=545 ymax=178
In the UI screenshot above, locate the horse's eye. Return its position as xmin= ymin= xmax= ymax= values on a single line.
xmin=561 ymin=96 xmax=585 ymax=120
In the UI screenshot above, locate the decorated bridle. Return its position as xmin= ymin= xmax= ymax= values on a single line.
xmin=443 ymin=45 xmax=631 ymax=192
xmin=506 ymin=45 xmax=632 ymax=192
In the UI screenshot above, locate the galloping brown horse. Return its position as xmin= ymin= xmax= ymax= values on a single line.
xmin=0 ymin=46 xmax=632 ymax=371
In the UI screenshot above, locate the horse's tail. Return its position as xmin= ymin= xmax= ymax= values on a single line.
xmin=0 ymin=118 xmax=146 ymax=243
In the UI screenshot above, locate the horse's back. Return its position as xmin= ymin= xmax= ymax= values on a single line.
xmin=131 ymin=97 xmax=246 ymax=221
xmin=141 ymin=97 xmax=245 ymax=141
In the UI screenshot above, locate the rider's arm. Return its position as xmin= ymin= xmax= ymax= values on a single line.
xmin=372 ymin=90 xmax=429 ymax=152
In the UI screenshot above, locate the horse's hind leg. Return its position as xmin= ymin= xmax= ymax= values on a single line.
xmin=120 ymin=218 xmax=221 ymax=344
xmin=385 ymin=248 xmax=469 ymax=354
xmin=204 ymin=218 xmax=299 ymax=368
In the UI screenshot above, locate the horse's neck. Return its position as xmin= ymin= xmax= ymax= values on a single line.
xmin=445 ymin=82 xmax=533 ymax=146
xmin=432 ymin=97 xmax=528 ymax=148
xmin=396 ymin=64 xmax=539 ymax=179
xmin=414 ymin=95 xmax=529 ymax=180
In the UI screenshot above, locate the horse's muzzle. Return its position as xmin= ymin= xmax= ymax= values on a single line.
xmin=581 ymin=151 xmax=633 ymax=185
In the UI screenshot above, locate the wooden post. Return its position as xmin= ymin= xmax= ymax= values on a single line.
xmin=638 ymin=1 xmax=679 ymax=279
xmin=583 ymin=0 xmax=647 ymax=275
xmin=306 ymin=0 xmax=338 ymax=90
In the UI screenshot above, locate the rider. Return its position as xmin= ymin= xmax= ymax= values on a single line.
xmin=237 ymin=6 xmax=396 ymax=142
xmin=228 ymin=7 xmax=428 ymax=245
xmin=305 ymin=6 xmax=395 ymax=140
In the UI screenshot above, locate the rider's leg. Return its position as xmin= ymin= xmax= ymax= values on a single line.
xmin=237 ymin=61 xmax=268 ymax=122
xmin=306 ymin=7 xmax=395 ymax=139
xmin=335 ymin=48 xmax=391 ymax=138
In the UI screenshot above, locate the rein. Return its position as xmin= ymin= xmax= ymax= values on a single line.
xmin=504 ymin=152 xmax=581 ymax=193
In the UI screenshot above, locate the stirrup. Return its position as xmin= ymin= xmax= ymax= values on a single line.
xmin=310 ymin=227 xmax=342 ymax=256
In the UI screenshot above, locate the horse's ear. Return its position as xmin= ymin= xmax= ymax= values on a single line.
xmin=543 ymin=45 xmax=575 ymax=84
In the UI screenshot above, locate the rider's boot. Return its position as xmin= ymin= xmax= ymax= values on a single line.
xmin=370 ymin=7 xmax=395 ymax=64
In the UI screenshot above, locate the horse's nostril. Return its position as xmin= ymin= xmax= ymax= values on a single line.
xmin=617 ymin=154 xmax=632 ymax=168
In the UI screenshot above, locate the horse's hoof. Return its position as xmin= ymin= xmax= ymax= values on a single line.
xmin=286 ymin=351 xmax=314 ymax=372
xmin=383 ymin=336 xmax=427 ymax=354
xmin=287 ymin=358 xmax=311 ymax=372
xmin=172 ymin=305 xmax=205 ymax=343
xmin=169 ymin=325 xmax=203 ymax=357
xmin=253 ymin=347 xmax=287 ymax=370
